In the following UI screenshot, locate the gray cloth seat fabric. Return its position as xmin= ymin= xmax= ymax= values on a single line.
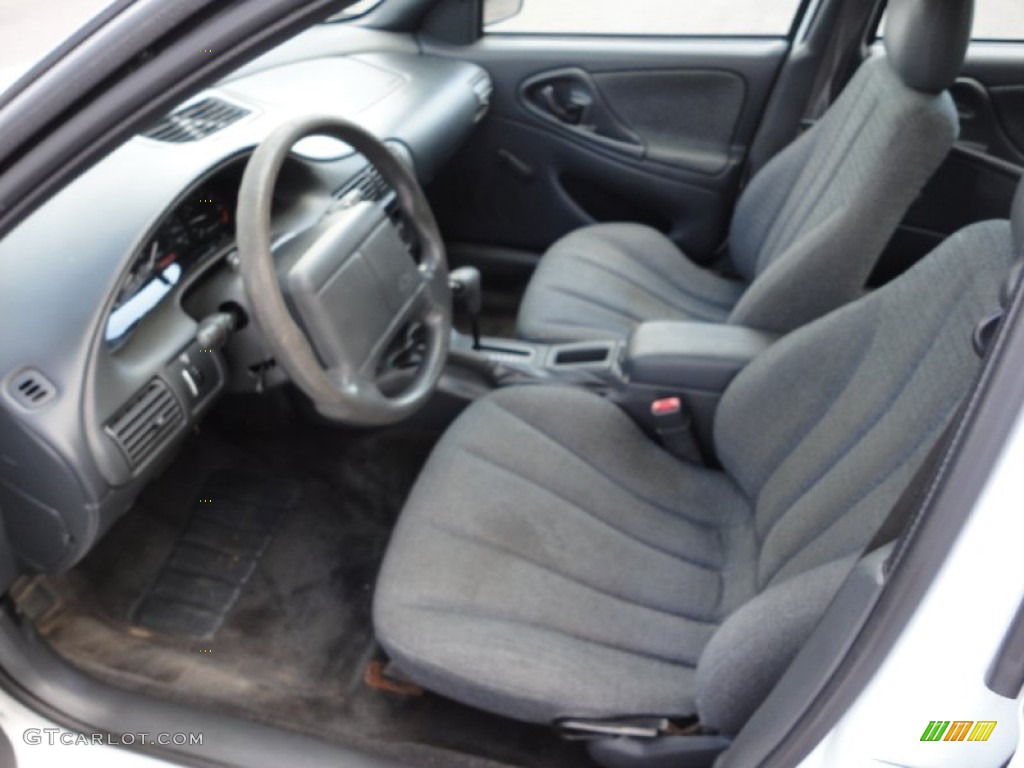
xmin=513 ymin=223 xmax=746 ymax=341
xmin=375 ymin=385 xmax=756 ymax=722
xmin=517 ymin=0 xmax=970 ymax=344
xmin=374 ymin=198 xmax=1019 ymax=731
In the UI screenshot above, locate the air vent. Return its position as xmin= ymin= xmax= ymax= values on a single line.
xmin=470 ymin=72 xmax=493 ymax=123
xmin=106 ymin=379 xmax=184 ymax=469
xmin=7 ymin=369 xmax=56 ymax=409
xmin=141 ymin=97 xmax=251 ymax=143
xmin=337 ymin=165 xmax=391 ymax=203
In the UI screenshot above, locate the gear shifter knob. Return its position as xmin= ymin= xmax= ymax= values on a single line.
xmin=449 ymin=266 xmax=483 ymax=316
xmin=449 ymin=266 xmax=483 ymax=349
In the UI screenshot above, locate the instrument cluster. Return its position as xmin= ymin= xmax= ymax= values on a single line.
xmin=106 ymin=181 xmax=237 ymax=345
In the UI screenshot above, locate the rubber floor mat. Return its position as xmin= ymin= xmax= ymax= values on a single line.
xmin=132 ymin=469 xmax=302 ymax=638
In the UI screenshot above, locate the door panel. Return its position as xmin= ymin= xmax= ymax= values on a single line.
xmin=424 ymin=37 xmax=788 ymax=262
xmin=436 ymin=113 xmax=731 ymax=257
xmin=590 ymin=69 xmax=748 ymax=174
xmin=875 ymin=43 xmax=1024 ymax=284
xmin=991 ymin=85 xmax=1024 ymax=157
xmin=954 ymin=78 xmax=1024 ymax=165
xmin=518 ymin=66 xmax=749 ymax=175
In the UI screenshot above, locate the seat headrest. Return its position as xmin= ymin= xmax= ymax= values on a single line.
xmin=884 ymin=0 xmax=974 ymax=94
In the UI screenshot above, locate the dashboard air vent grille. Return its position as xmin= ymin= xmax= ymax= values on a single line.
xmin=337 ymin=165 xmax=391 ymax=203
xmin=106 ymin=379 xmax=184 ymax=469
xmin=8 ymin=369 xmax=56 ymax=409
xmin=470 ymin=72 xmax=493 ymax=123
xmin=142 ymin=98 xmax=251 ymax=143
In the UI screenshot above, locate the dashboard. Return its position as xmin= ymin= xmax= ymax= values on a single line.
xmin=0 ymin=29 xmax=491 ymax=574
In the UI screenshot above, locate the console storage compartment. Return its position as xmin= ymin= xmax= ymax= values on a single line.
xmin=551 ymin=341 xmax=615 ymax=367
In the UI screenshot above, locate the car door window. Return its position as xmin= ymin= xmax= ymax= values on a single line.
xmin=483 ymin=0 xmax=805 ymax=37
xmin=973 ymin=0 xmax=1024 ymax=41
xmin=878 ymin=0 xmax=1024 ymax=43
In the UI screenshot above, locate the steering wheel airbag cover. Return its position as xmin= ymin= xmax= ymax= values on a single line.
xmin=236 ymin=116 xmax=451 ymax=425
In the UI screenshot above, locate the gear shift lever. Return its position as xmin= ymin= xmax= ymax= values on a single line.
xmin=449 ymin=266 xmax=483 ymax=350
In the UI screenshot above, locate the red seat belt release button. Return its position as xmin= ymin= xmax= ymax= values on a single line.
xmin=651 ymin=397 xmax=683 ymax=417
xmin=649 ymin=397 xmax=703 ymax=464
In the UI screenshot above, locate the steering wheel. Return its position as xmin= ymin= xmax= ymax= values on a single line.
xmin=236 ymin=117 xmax=451 ymax=426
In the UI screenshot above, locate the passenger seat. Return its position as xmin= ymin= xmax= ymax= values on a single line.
xmin=516 ymin=0 xmax=974 ymax=343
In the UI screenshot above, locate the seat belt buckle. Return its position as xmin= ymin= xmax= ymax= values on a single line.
xmin=651 ymin=396 xmax=684 ymax=419
xmin=650 ymin=398 xmax=703 ymax=464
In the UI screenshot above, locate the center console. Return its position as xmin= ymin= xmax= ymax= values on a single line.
xmin=613 ymin=321 xmax=776 ymax=457
xmin=449 ymin=320 xmax=776 ymax=461
xmin=443 ymin=266 xmax=778 ymax=461
xmin=451 ymin=333 xmax=622 ymax=388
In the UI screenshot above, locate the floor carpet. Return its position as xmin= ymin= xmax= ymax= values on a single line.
xmin=28 ymin=397 xmax=591 ymax=768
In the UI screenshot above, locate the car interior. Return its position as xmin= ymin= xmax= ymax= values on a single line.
xmin=0 ymin=0 xmax=1023 ymax=766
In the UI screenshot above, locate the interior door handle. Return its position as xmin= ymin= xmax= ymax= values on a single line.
xmin=520 ymin=68 xmax=643 ymax=158
xmin=537 ymin=84 xmax=592 ymax=125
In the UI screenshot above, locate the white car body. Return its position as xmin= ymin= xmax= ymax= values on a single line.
xmin=798 ymin=406 xmax=1024 ymax=767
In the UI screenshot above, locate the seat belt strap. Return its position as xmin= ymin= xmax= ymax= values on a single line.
xmin=862 ymin=414 xmax=959 ymax=558
xmin=866 ymin=259 xmax=1024 ymax=559
xmin=742 ymin=0 xmax=883 ymax=185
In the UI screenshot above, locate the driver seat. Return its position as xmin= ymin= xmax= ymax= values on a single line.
xmin=373 ymin=186 xmax=1022 ymax=735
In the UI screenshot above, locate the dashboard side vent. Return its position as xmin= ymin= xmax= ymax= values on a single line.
xmin=141 ymin=98 xmax=251 ymax=143
xmin=7 ymin=369 xmax=57 ymax=409
xmin=106 ymin=379 xmax=184 ymax=469
xmin=470 ymin=72 xmax=493 ymax=123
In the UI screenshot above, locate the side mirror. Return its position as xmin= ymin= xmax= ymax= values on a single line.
xmin=483 ymin=0 xmax=525 ymax=27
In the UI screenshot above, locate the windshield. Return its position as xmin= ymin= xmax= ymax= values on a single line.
xmin=0 ymin=0 xmax=384 ymax=97
xmin=0 ymin=0 xmax=116 ymax=92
